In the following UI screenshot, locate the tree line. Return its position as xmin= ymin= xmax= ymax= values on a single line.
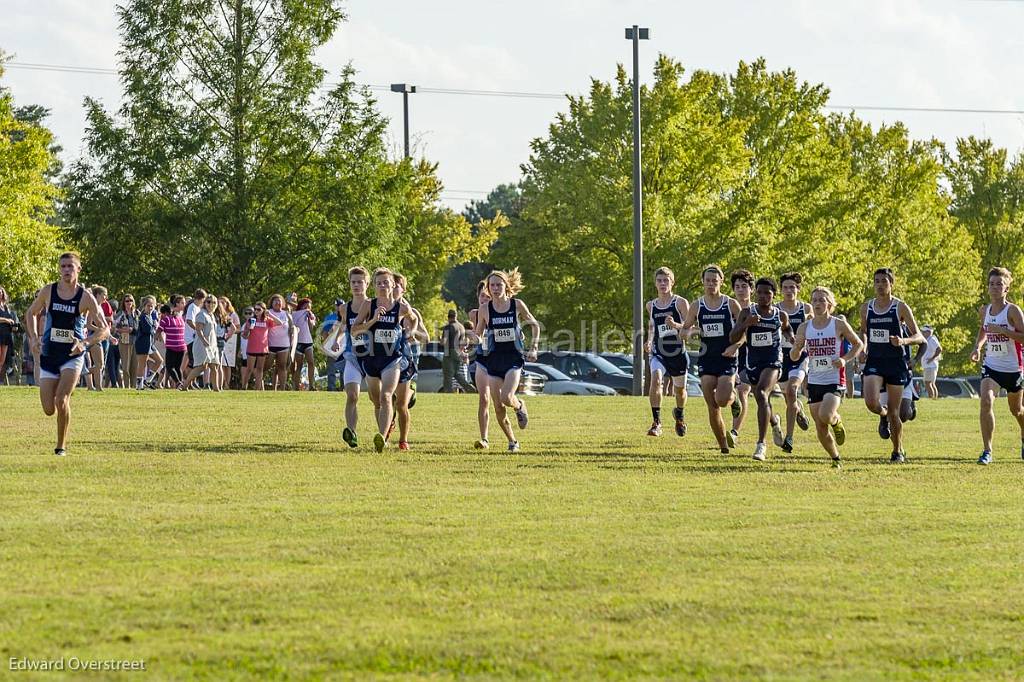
xmin=2 ymin=5 xmax=1023 ymax=372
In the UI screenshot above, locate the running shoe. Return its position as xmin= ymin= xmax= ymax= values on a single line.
xmin=730 ymin=393 xmax=741 ymax=419
xmin=831 ymin=457 xmax=842 ymax=469
xmin=729 ymin=428 xmax=740 ymax=444
xmin=673 ymin=408 xmax=686 ymax=437
xmin=515 ymin=399 xmax=529 ymax=429
xmin=977 ymin=451 xmax=992 ymax=466
xmin=909 ymin=401 xmax=917 ymax=421
xmin=876 ymin=411 xmax=892 ymax=438
xmin=408 ymin=389 xmax=417 ymax=410
xmin=726 ymin=429 xmax=736 ymax=449
xmin=508 ymin=441 xmax=521 ymax=453
xmin=753 ymin=442 xmax=767 ymax=462
xmin=342 ymin=427 xmax=358 ymax=449
xmin=770 ymin=414 xmax=784 ymax=447
xmin=474 ymin=439 xmax=489 ymax=450
xmin=647 ymin=421 xmax=662 ymax=437
xmin=878 ymin=414 xmax=890 ymax=440
xmin=795 ymin=403 xmax=809 ymax=431
xmin=720 ymin=447 xmax=730 ymax=454
xmin=890 ymin=450 xmax=906 ymax=464
xmin=54 ymin=448 xmax=66 ymax=457
xmin=831 ymin=417 xmax=846 ymax=446
xmin=398 ymin=441 xmax=410 ymax=451
xmin=781 ymin=436 xmax=794 ymax=453
xmin=373 ymin=432 xmax=386 ymax=453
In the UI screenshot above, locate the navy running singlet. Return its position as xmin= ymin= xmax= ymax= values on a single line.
xmin=745 ymin=305 xmax=783 ymax=367
xmin=483 ymin=298 xmax=523 ymax=356
xmin=40 ymin=284 xmax=86 ymax=373
xmin=865 ymin=298 xmax=903 ymax=361
xmin=651 ymin=297 xmax=684 ymax=359
xmin=697 ymin=296 xmax=734 ymax=359
xmin=367 ymin=298 xmax=404 ymax=359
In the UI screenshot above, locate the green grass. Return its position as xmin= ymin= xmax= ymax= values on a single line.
xmin=1 ymin=387 xmax=1023 ymax=680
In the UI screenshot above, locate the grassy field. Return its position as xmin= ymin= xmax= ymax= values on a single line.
xmin=1 ymin=386 xmax=1023 ymax=680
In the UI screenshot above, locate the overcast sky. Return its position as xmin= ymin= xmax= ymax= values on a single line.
xmin=5 ymin=0 xmax=1024 ymax=210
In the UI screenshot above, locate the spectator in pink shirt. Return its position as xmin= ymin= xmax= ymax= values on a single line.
xmin=240 ymin=301 xmax=281 ymax=390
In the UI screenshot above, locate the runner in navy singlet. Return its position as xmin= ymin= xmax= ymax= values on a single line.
xmin=472 ymin=269 xmax=540 ymax=453
xmin=729 ymin=269 xmax=755 ymax=444
xmin=858 ymin=267 xmax=925 ymax=463
xmin=672 ymin=265 xmax=744 ymax=454
xmin=776 ymin=272 xmax=812 ymax=452
xmin=730 ymin=277 xmax=792 ymax=461
xmin=349 ymin=268 xmax=419 ymax=453
xmin=24 ymin=252 xmax=109 ymax=456
xmin=644 ymin=266 xmax=690 ymax=438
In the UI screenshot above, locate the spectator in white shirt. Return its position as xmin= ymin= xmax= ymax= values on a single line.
xmin=921 ymin=325 xmax=942 ymax=399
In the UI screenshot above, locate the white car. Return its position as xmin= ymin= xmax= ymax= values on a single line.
xmin=525 ymin=363 xmax=616 ymax=396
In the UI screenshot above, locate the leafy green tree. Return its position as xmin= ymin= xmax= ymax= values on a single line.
xmin=62 ymin=0 xmax=496 ymax=314
xmin=0 ymin=60 xmax=63 ymax=299
xmin=944 ymin=137 xmax=1024 ymax=276
xmin=940 ymin=137 xmax=1024 ymax=371
xmin=443 ymin=183 xmax=521 ymax=312
xmin=499 ymin=56 xmax=978 ymax=352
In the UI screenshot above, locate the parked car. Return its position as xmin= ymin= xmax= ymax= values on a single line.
xmin=912 ymin=376 xmax=978 ymax=399
xmin=535 ymin=351 xmax=633 ymax=394
xmin=420 ymin=351 xmax=545 ymax=395
xmin=314 ymin=352 xmax=545 ymax=395
xmin=602 ymin=350 xmax=703 ymax=375
xmin=963 ymin=375 xmax=1010 ymax=398
xmin=525 ymin=363 xmax=616 ymax=396
xmin=600 ymin=352 xmax=633 ymax=373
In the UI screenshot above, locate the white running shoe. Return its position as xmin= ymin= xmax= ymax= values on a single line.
xmin=770 ymin=414 xmax=784 ymax=447
xmin=753 ymin=442 xmax=767 ymax=462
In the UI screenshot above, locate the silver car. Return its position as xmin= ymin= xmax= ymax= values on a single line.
xmin=525 ymin=363 xmax=616 ymax=396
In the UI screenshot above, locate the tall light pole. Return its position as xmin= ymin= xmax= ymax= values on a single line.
xmin=625 ymin=25 xmax=648 ymax=396
xmin=390 ymin=83 xmax=417 ymax=159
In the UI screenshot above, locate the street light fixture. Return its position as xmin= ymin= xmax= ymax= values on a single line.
xmin=390 ymin=83 xmax=417 ymax=159
xmin=624 ymin=25 xmax=649 ymax=397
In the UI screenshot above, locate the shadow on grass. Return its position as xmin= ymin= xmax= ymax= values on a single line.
xmin=82 ymin=441 xmax=326 ymax=456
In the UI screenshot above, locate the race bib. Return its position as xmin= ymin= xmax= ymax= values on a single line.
xmin=751 ymin=331 xmax=772 ymax=347
xmin=870 ymin=328 xmax=890 ymax=343
xmin=351 ymin=332 xmax=369 ymax=348
xmin=811 ymin=357 xmax=833 ymax=372
xmin=701 ymin=322 xmax=723 ymax=338
xmin=49 ymin=327 xmax=74 ymax=344
xmin=493 ymin=327 xmax=516 ymax=342
xmin=658 ymin=323 xmax=677 ymax=339
xmin=987 ymin=338 xmax=1009 ymax=357
xmin=374 ymin=328 xmax=399 ymax=344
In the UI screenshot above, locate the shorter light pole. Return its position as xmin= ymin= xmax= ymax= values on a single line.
xmin=390 ymin=83 xmax=417 ymax=159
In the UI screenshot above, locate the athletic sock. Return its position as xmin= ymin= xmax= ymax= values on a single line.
xmin=673 ymin=407 xmax=684 ymax=421
xmin=651 ymin=407 xmax=661 ymax=423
